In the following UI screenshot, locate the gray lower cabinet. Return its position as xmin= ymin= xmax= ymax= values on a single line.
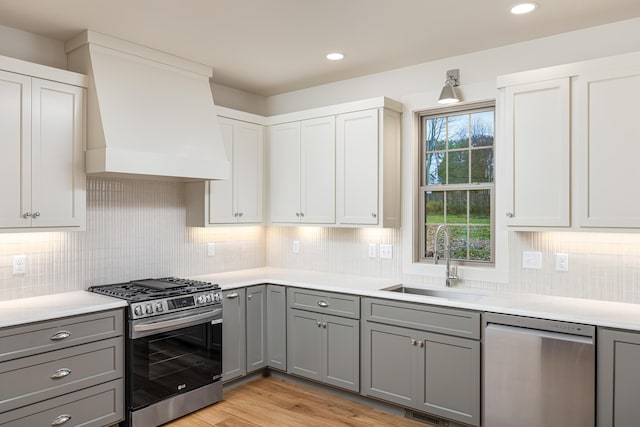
xmin=0 ymin=309 xmax=124 ymax=427
xmin=266 ymin=284 xmax=287 ymax=371
xmin=246 ymin=285 xmax=267 ymax=372
xmin=287 ymin=308 xmax=360 ymax=392
xmin=222 ymin=288 xmax=246 ymax=381
xmin=598 ymin=328 xmax=640 ymax=427
xmin=361 ymin=298 xmax=480 ymax=427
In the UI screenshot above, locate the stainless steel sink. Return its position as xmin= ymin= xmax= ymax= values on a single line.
xmin=382 ymin=285 xmax=486 ymax=302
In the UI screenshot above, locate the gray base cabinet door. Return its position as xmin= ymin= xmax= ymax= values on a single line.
xmin=222 ymin=288 xmax=246 ymax=382
xmin=598 ymin=328 xmax=640 ymax=427
xmin=288 ymin=309 xmax=359 ymax=392
xmin=267 ymin=285 xmax=287 ymax=371
xmin=246 ymin=285 xmax=267 ymax=372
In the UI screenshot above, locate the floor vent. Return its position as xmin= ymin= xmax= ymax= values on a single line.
xmin=405 ymin=410 xmax=449 ymax=426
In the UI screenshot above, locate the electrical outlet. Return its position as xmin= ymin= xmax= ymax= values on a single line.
xmin=13 ymin=255 xmax=26 ymax=275
xmin=292 ymin=240 xmax=300 ymax=253
xmin=380 ymin=245 xmax=393 ymax=259
xmin=556 ymin=253 xmax=569 ymax=272
xmin=368 ymin=243 xmax=377 ymax=258
xmin=207 ymin=242 xmax=216 ymax=257
xmin=522 ymin=251 xmax=542 ymax=269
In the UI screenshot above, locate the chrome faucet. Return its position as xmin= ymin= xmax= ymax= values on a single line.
xmin=434 ymin=224 xmax=458 ymax=287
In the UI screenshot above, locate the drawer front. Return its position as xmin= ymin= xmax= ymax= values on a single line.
xmin=0 ymin=337 xmax=123 ymax=413
xmin=288 ymin=288 xmax=360 ymax=319
xmin=362 ymin=297 xmax=480 ymax=339
xmin=0 ymin=309 xmax=124 ymax=362
xmin=0 ymin=378 xmax=124 ymax=427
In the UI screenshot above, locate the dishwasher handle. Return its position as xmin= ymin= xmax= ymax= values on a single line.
xmin=486 ymin=323 xmax=594 ymax=345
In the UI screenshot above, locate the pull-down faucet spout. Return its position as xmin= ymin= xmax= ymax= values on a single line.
xmin=434 ymin=224 xmax=458 ymax=287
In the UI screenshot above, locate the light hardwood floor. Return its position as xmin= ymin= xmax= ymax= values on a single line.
xmin=163 ymin=376 xmax=434 ymax=427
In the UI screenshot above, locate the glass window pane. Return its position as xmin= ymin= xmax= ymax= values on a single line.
xmin=425 ymin=191 xmax=444 ymax=224
xmin=471 ymin=148 xmax=494 ymax=183
xmin=470 ymin=190 xmax=491 ymax=224
xmin=426 ymin=152 xmax=445 ymax=185
xmin=426 ymin=117 xmax=447 ymax=151
xmin=449 ymin=225 xmax=468 ymax=260
xmin=469 ymin=226 xmax=492 ymax=261
xmin=446 ymin=190 xmax=467 ymax=224
xmin=470 ymin=111 xmax=494 ymax=147
xmin=447 ymin=115 xmax=469 ymax=149
xmin=425 ymin=224 xmax=439 ymax=259
xmin=447 ymin=151 xmax=469 ymax=184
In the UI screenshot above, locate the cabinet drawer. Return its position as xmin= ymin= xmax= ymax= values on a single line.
xmin=288 ymin=288 xmax=360 ymax=319
xmin=0 ymin=309 xmax=124 ymax=363
xmin=0 ymin=378 xmax=124 ymax=427
xmin=362 ymin=297 xmax=480 ymax=339
xmin=0 ymin=337 xmax=123 ymax=413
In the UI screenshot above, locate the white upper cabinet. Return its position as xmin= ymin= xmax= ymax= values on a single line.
xmin=502 ymin=78 xmax=571 ymax=227
xmin=186 ymin=116 xmax=264 ymax=226
xmin=336 ymin=108 xmax=401 ymax=227
xmin=269 ymin=117 xmax=335 ymax=224
xmin=577 ymin=56 xmax=640 ymax=228
xmin=0 ymin=63 xmax=86 ymax=231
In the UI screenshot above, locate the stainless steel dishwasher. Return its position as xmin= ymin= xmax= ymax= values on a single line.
xmin=484 ymin=313 xmax=595 ymax=427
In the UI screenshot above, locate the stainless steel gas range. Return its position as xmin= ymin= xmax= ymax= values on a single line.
xmin=89 ymin=278 xmax=223 ymax=427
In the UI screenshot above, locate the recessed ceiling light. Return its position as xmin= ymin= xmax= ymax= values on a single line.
xmin=326 ymin=53 xmax=344 ymax=61
xmin=510 ymin=3 xmax=538 ymax=14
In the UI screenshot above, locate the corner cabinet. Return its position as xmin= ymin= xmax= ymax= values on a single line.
xmin=246 ymin=285 xmax=267 ymax=373
xmin=222 ymin=288 xmax=246 ymax=382
xmin=336 ymin=107 xmax=401 ymax=227
xmin=269 ymin=117 xmax=336 ymax=224
xmin=186 ymin=116 xmax=263 ymax=226
xmin=501 ymin=77 xmax=571 ymax=227
xmin=0 ymin=64 xmax=86 ymax=231
xmin=598 ymin=327 xmax=640 ymax=427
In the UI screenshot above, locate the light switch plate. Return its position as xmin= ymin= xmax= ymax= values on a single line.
xmin=522 ymin=251 xmax=542 ymax=269
xmin=380 ymin=245 xmax=393 ymax=259
xmin=556 ymin=253 xmax=569 ymax=271
xmin=13 ymin=255 xmax=26 ymax=275
xmin=368 ymin=243 xmax=377 ymax=258
xmin=207 ymin=242 xmax=216 ymax=257
xmin=292 ymin=240 xmax=300 ymax=253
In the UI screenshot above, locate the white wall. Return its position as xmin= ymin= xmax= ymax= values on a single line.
xmin=0 ymin=24 xmax=67 ymax=69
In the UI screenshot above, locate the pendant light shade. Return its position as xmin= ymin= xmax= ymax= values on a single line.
xmin=438 ymin=69 xmax=461 ymax=104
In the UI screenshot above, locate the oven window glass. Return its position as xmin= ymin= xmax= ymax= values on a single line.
xmin=130 ymin=321 xmax=222 ymax=409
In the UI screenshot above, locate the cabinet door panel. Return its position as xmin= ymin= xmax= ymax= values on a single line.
xmin=336 ymin=109 xmax=379 ymax=225
xmin=323 ymin=314 xmax=358 ymax=392
xmin=31 ymin=78 xmax=84 ymax=228
xmin=300 ymin=117 xmax=335 ymax=223
xmin=266 ymin=285 xmax=287 ymax=371
xmin=235 ymin=122 xmax=263 ymax=223
xmin=579 ymin=64 xmax=640 ymax=227
xmin=0 ymin=70 xmax=31 ymax=228
xmin=208 ymin=120 xmax=236 ymax=223
xmin=270 ymin=122 xmax=301 ymax=223
xmin=246 ymin=285 xmax=267 ymax=372
xmin=362 ymin=322 xmax=417 ymax=407
xmin=222 ymin=288 xmax=246 ymax=381
xmin=418 ymin=332 xmax=480 ymax=426
xmin=504 ymin=78 xmax=570 ymax=227
xmin=287 ymin=309 xmax=323 ymax=382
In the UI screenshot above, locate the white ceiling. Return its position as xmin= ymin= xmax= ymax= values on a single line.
xmin=0 ymin=0 xmax=639 ymax=96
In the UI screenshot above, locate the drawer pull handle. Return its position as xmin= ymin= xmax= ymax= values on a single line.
xmin=50 ymin=331 xmax=71 ymax=341
xmin=226 ymin=292 xmax=239 ymax=299
xmin=51 ymin=368 xmax=72 ymax=379
xmin=51 ymin=414 xmax=72 ymax=425
xmin=317 ymin=301 xmax=329 ymax=308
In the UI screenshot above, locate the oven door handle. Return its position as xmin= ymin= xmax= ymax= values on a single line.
xmin=132 ymin=308 xmax=222 ymax=339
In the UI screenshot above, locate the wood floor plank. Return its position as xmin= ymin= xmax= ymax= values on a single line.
xmin=163 ymin=376 xmax=433 ymax=427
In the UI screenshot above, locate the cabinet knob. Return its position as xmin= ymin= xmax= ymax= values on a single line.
xmin=226 ymin=292 xmax=239 ymax=299
xmin=23 ymin=212 xmax=31 ymax=218
xmin=50 ymin=331 xmax=71 ymax=341
xmin=234 ymin=213 xmax=238 ymax=217
xmin=316 ymin=321 xmax=322 ymax=328
xmin=248 ymin=294 xmax=253 ymax=300
xmin=411 ymin=339 xmax=417 ymax=346
xmin=418 ymin=341 xmax=424 ymax=348
xmin=317 ymin=300 xmax=329 ymax=308
xmin=238 ymin=212 xmax=243 ymax=217
xmin=51 ymin=368 xmax=72 ymax=379
xmin=33 ymin=212 xmax=40 ymax=218
xmin=300 ymin=212 xmax=305 ymax=217
xmin=51 ymin=414 xmax=72 ymax=426
xmin=322 ymin=322 xmax=327 ymax=328
xmin=372 ymin=212 xmax=377 ymax=218
xmin=505 ymin=211 xmax=514 ymax=218
xmin=296 ymin=212 xmax=300 ymax=217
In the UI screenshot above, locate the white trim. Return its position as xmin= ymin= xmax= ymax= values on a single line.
xmin=0 ymin=54 xmax=88 ymax=87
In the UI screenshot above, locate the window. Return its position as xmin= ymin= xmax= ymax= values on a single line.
xmin=419 ymin=102 xmax=495 ymax=265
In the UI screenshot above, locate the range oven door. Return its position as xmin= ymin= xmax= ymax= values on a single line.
xmin=127 ymin=306 xmax=222 ymax=412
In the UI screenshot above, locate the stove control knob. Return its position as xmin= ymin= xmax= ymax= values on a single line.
xmin=134 ymin=305 xmax=143 ymax=316
xmin=215 ymin=293 xmax=221 ymax=302
xmin=197 ymin=295 xmax=206 ymax=304
xmin=205 ymin=294 xmax=213 ymax=303
xmin=155 ymin=303 xmax=164 ymax=312
xmin=145 ymin=304 xmax=153 ymax=315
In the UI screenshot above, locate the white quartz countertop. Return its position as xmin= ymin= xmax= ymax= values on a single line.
xmin=192 ymin=267 xmax=640 ymax=332
xmin=0 ymin=291 xmax=127 ymax=329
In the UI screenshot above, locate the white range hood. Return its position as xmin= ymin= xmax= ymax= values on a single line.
xmin=64 ymin=30 xmax=229 ymax=181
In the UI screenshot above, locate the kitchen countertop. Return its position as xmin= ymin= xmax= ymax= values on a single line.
xmin=192 ymin=267 xmax=640 ymax=332
xmin=0 ymin=291 xmax=127 ymax=329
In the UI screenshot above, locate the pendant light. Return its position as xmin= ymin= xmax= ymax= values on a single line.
xmin=438 ymin=69 xmax=461 ymax=104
